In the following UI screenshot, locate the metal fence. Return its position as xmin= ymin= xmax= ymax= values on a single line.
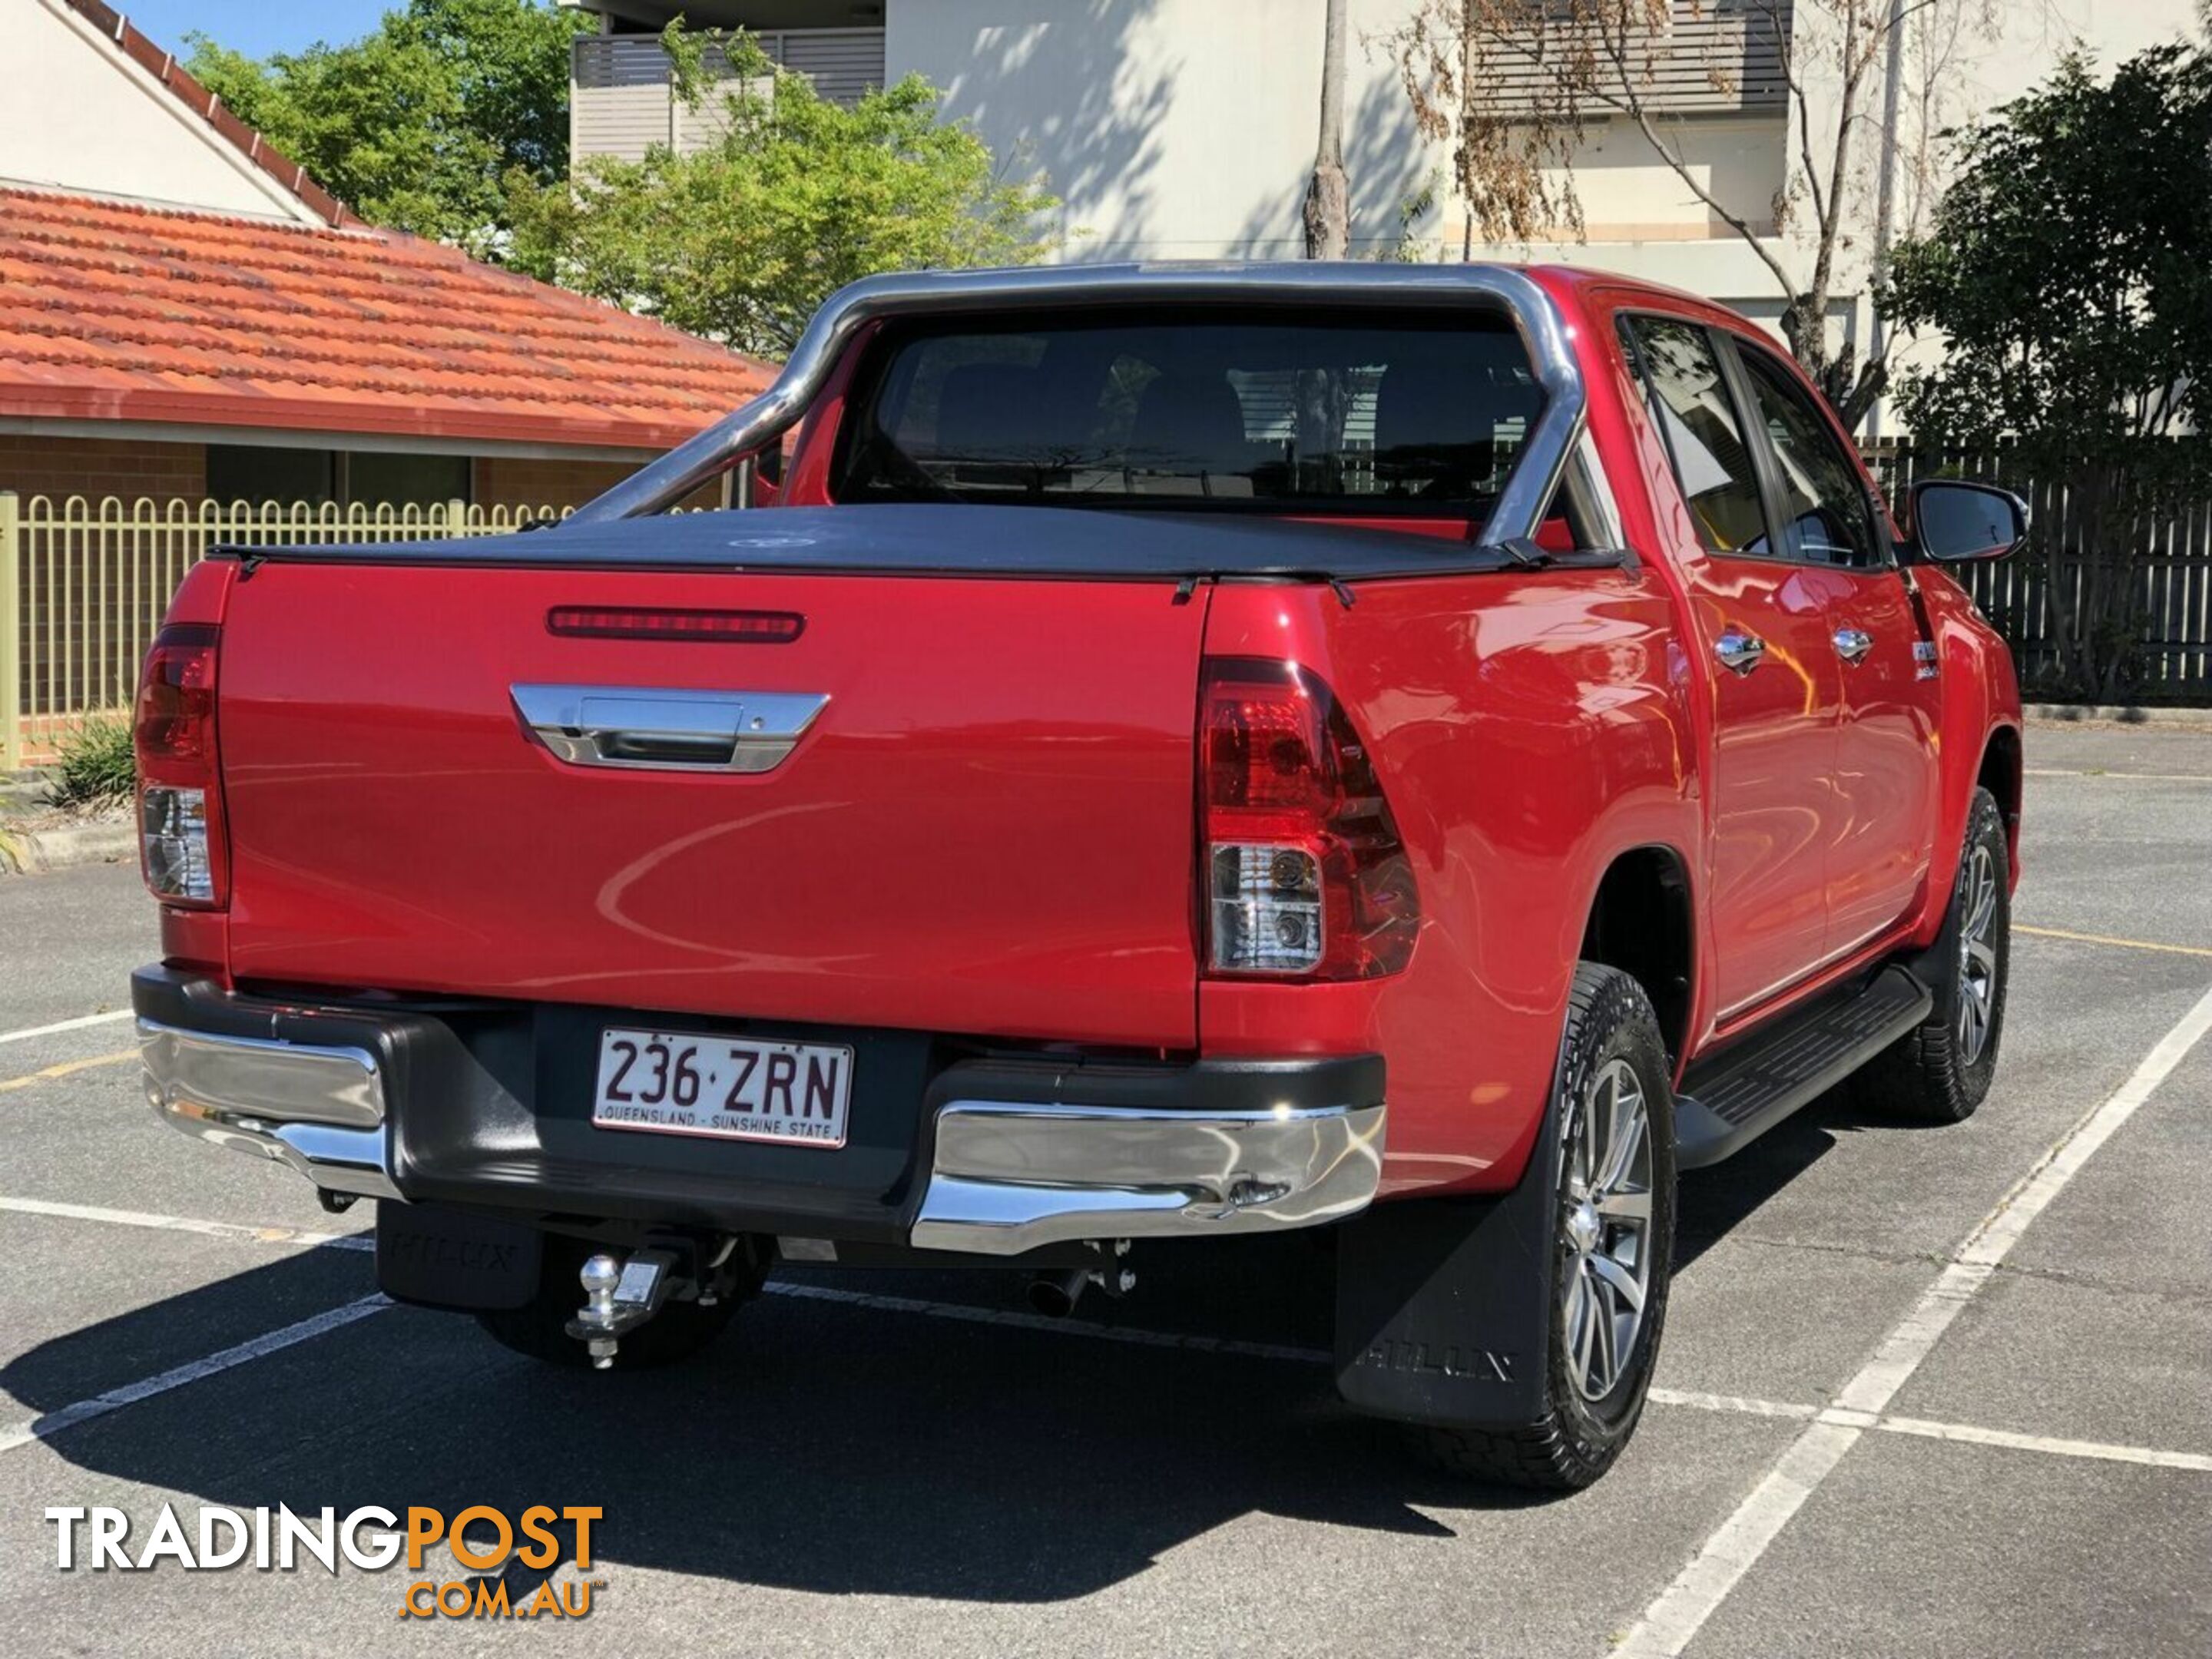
xmin=1863 ymin=444 xmax=2212 ymax=700
xmin=0 ymin=494 xmax=565 ymax=770
xmin=9 ymin=457 xmax=2212 ymax=770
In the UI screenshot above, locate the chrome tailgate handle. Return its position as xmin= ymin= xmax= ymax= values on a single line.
xmin=512 ymin=685 xmax=828 ymax=773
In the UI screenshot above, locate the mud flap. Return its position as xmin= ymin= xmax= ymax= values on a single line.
xmin=376 ymin=1203 xmax=543 ymax=1312
xmin=1333 ymin=1098 xmax=1561 ymax=1430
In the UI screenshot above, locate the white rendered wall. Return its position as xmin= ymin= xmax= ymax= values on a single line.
xmin=0 ymin=0 xmax=322 ymax=223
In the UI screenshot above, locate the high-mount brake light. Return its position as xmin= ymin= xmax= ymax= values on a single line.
xmin=134 ymin=622 xmax=227 ymax=908
xmin=547 ymin=607 xmax=803 ymax=644
xmin=1200 ymin=658 xmax=1418 ymax=980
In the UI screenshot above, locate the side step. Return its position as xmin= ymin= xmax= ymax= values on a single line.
xmin=1675 ymin=964 xmax=1933 ymax=1168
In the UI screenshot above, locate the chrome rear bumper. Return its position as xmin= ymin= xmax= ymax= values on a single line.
xmin=912 ymin=1099 xmax=1385 ymax=1254
xmin=136 ymin=970 xmax=1385 ymax=1251
xmin=138 ymin=1018 xmax=399 ymax=1200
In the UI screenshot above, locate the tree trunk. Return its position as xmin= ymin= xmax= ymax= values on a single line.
xmin=1303 ymin=0 xmax=1349 ymax=260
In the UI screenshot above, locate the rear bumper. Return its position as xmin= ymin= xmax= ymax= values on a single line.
xmin=133 ymin=968 xmax=1384 ymax=1255
xmin=138 ymin=1015 xmax=398 ymax=1200
xmin=912 ymin=1094 xmax=1382 ymax=1253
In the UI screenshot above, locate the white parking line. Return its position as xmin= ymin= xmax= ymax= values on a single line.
xmin=0 ymin=1009 xmax=132 ymax=1046
xmin=1612 ymin=979 xmax=2212 ymax=1659
xmin=1647 ymin=1386 xmax=1816 ymax=1422
xmin=0 ymin=1194 xmax=373 ymax=1251
xmin=0 ymin=1295 xmax=389 ymax=1455
xmin=1867 ymin=1414 xmax=2212 ymax=1475
xmin=1646 ymin=1389 xmax=2212 ymax=1475
xmin=2 ymin=1190 xmax=2206 ymax=1481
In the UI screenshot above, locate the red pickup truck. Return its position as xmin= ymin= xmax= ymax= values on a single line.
xmin=133 ymin=264 xmax=2022 ymax=1489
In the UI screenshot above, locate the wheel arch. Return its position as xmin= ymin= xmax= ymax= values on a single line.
xmin=1578 ymin=843 xmax=1696 ymax=1069
xmin=1977 ymin=723 xmax=2024 ymax=863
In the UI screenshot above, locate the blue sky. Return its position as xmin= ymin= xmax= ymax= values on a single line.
xmin=120 ymin=1 xmax=393 ymax=58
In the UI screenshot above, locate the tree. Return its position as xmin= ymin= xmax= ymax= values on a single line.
xmin=1886 ymin=45 xmax=2212 ymax=700
xmin=187 ymin=0 xmax=588 ymax=253
xmin=1379 ymin=0 xmax=2004 ymax=429
xmin=506 ymin=28 xmax=1058 ymax=360
xmin=1304 ymin=0 xmax=1351 ymax=260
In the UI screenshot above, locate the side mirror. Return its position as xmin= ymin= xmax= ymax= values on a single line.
xmin=1908 ymin=479 xmax=2028 ymax=563
xmin=728 ymin=443 xmax=786 ymax=510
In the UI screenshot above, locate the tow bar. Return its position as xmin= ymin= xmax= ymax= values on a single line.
xmin=566 ymin=1249 xmax=681 ymax=1368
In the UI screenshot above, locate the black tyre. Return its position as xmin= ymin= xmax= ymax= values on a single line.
xmin=1419 ymin=964 xmax=1678 ymax=1489
xmin=475 ymin=1233 xmax=751 ymax=1370
xmin=1859 ymin=786 xmax=2010 ymax=1124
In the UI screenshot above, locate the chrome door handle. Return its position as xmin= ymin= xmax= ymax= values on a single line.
xmin=512 ymin=684 xmax=829 ymax=773
xmin=1714 ymin=629 xmax=1766 ymax=675
xmin=1833 ymin=627 xmax=1874 ymax=666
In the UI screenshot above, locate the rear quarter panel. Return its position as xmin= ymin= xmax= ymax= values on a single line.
xmin=1200 ymin=568 xmax=1697 ymax=1197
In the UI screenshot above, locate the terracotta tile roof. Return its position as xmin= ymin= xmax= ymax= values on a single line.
xmin=0 ymin=187 xmax=777 ymax=452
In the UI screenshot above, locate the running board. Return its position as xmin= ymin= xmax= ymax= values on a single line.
xmin=1674 ymin=965 xmax=1933 ymax=1168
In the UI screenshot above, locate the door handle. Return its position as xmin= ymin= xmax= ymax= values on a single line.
xmin=1714 ymin=629 xmax=1766 ymax=676
xmin=1833 ymin=627 xmax=1874 ymax=666
xmin=511 ymin=684 xmax=829 ymax=773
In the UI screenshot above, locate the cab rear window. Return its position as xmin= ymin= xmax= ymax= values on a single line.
xmin=833 ymin=308 xmax=1545 ymax=516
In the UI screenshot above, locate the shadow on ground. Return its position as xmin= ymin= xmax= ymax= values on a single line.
xmin=5 ymin=1083 xmax=1869 ymax=1604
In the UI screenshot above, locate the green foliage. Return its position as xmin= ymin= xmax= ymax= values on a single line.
xmin=187 ymin=0 xmax=588 ymax=253
xmin=46 ymin=719 xmax=135 ymax=810
xmin=1885 ymin=45 xmax=2212 ymax=700
xmin=1887 ymin=48 xmax=2212 ymax=459
xmin=506 ymin=25 xmax=1059 ymax=359
xmin=1369 ymin=174 xmax=1442 ymax=263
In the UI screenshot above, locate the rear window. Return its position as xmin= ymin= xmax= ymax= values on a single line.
xmin=833 ymin=308 xmax=1545 ymax=516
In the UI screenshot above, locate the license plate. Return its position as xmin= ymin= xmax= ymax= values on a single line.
xmin=591 ymin=1028 xmax=853 ymax=1148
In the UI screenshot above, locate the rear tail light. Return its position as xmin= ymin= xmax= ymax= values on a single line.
xmin=134 ymin=623 xmax=227 ymax=908
xmin=1200 ymin=658 xmax=1418 ymax=979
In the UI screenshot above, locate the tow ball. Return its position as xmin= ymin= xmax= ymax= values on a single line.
xmin=565 ymin=1249 xmax=682 ymax=1368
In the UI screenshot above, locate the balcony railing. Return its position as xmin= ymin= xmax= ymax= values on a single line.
xmin=1484 ymin=0 xmax=1793 ymax=117
xmin=572 ymin=30 xmax=887 ymax=164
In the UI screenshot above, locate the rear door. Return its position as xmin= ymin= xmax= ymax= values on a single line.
xmin=1618 ymin=313 xmax=1844 ymax=1018
xmin=1729 ymin=340 xmax=1942 ymax=953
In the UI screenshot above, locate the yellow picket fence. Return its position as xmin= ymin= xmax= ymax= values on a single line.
xmin=0 ymin=492 xmax=568 ymax=770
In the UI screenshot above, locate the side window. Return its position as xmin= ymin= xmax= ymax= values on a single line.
xmin=1619 ymin=317 xmax=1772 ymax=557
xmin=1735 ymin=346 xmax=1886 ymax=568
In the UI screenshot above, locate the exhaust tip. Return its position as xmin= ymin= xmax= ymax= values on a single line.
xmin=1027 ymin=1267 xmax=1091 ymax=1319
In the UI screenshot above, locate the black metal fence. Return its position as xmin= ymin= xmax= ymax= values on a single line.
xmin=1862 ymin=443 xmax=2212 ymax=701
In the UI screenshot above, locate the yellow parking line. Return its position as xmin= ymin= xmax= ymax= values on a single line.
xmin=0 ymin=1049 xmax=137 ymax=1094
xmin=2015 ymin=924 xmax=2212 ymax=961
xmin=2025 ymin=768 xmax=2212 ymax=783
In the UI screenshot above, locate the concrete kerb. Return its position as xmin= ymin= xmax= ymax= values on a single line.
xmin=2025 ymin=704 xmax=2212 ymax=727
xmin=0 ymin=818 xmax=135 ymax=876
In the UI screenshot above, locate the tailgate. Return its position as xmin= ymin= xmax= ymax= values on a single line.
xmin=216 ymin=561 xmax=1206 ymax=1048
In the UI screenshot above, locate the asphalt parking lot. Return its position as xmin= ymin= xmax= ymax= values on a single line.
xmin=1 ymin=720 xmax=2208 ymax=1657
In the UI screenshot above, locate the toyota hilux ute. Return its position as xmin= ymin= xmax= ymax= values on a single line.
xmin=133 ymin=264 xmax=2024 ymax=1488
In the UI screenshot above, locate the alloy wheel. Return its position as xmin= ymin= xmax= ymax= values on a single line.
xmin=1956 ymin=842 xmax=1999 ymax=1067
xmin=1560 ymin=1057 xmax=1655 ymax=1402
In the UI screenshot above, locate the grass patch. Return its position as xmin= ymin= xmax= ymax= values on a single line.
xmin=45 ymin=717 xmax=136 ymax=810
